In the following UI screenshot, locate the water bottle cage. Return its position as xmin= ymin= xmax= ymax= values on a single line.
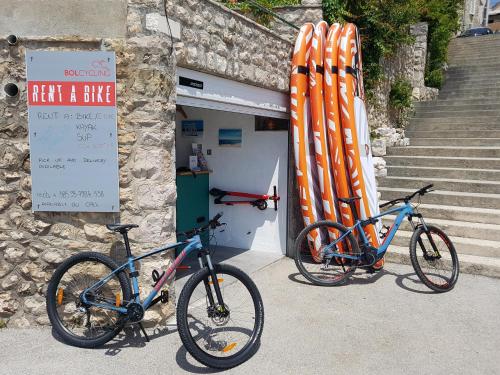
xmin=151 ymin=269 xmax=165 ymax=288
xmin=379 ymin=225 xmax=391 ymax=239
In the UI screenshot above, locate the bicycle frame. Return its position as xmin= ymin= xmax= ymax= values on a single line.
xmin=327 ymin=202 xmax=415 ymax=260
xmin=81 ymin=235 xmax=204 ymax=314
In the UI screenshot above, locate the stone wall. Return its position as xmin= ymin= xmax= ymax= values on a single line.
xmin=0 ymin=0 xmax=177 ymax=327
xmin=170 ymin=0 xmax=293 ymax=92
xmin=366 ymin=22 xmax=439 ymax=177
xmin=271 ymin=1 xmax=323 ymax=42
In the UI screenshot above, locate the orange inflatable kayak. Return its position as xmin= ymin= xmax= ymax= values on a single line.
xmin=338 ymin=23 xmax=384 ymax=269
xmin=324 ymin=23 xmax=354 ymax=229
xmin=309 ymin=21 xmax=340 ymax=241
xmin=291 ymin=23 xmax=325 ymax=261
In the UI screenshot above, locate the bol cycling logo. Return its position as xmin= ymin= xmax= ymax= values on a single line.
xmin=64 ymin=59 xmax=111 ymax=77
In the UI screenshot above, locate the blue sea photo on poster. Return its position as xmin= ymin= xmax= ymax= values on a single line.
xmin=182 ymin=120 xmax=203 ymax=137
xmin=219 ymin=128 xmax=242 ymax=147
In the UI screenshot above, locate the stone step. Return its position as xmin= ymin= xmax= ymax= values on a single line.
xmin=414 ymin=110 xmax=500 ymax=119
xmin=441 ymin=82 xmax=500 ymax=90
xmin=407 ymin=123 xmax=500 ymax=131
xmin=387 ymin=146 xmax=500 ymax=158
xmin=438 ymin=92 xmax=500 ymax=100
xmin=405 ymin=130 xmax=500 ymax=138
xmin=386 ymin=165 xmax=500 ymax=182
xmin=409 ymin=116 xmax=500 ymax=126
xmin=385 ymin=245 xmax=500 ymax=279
xmin=444 ymin=63 xmax=500 ymax=72
xmin=414 ymin=103 xmax=499 ymax=111
xmin=414 ymin=99 xmax=500 ymax=108
xmin=438 ymin=88 xmax=500 ymax=96
xmin=448 ymin=57 xmax=500 ymax=65
xmin=379 ymin=200 xmax=500 ymax=224
xmin=410 ymin=138 xmax=500 ymax=147
xmin=378 ymin=176 xmax=500 ymax=194
xmin=385 ymin=155 xmax=500 ymax=170
xmin=443 ymin=74 xmax=500 ymax=82
xmin=390 ymin=229 xmax=500 ymax=258
xmin=379 ymin=187 xmax=500 ymax=209
xmin=382 ymin=215 xmax=500 ymax=242
xmin=446 ymin=68 xmax=500 ymax=74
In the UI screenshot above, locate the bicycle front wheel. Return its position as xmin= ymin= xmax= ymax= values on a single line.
xmin=177 ymin=264 xmax=264 ymax=369
xmin=46 ymin=252 xmax=131 ymax=348
xmin=294 ymin=220 xmax=360 ymax=286
xmin=410 ymin=225 xmax=459 ymax=292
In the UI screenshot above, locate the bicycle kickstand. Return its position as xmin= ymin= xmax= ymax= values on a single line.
xmin=138 ymin=322 xmax=150 ymax=342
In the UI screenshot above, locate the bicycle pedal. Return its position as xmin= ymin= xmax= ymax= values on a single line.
xmin=160 ymin=290 xmax=169 ymax=304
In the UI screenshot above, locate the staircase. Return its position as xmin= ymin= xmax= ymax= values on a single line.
xmin=378 ymin=34 xmax=500 ymax=278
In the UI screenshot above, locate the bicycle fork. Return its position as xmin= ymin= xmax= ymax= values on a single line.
xmin=197 ymin=250 xmax=227 ymax=315
xmin=408 ymin=213 xmax=441 ymax=259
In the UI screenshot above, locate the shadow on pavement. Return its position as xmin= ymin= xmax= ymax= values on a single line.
xmin=102 ymin=325 xmax=174 ymax=356
xmin=288 ymin=268 xmax=436 ymax=294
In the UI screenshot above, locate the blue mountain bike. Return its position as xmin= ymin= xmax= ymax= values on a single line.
xmin=294 ymin=184 xmax=459 ymax=292
xmin=46 ymin=213 xmax=264 ymax=369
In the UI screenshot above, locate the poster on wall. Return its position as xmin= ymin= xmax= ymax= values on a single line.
xmin=219 ymin=128 xmax=242 ymax=147
xmin=182 ymin=120 xmax=203 ymax=137
xmin=26 ymin=51 xmax=119 ymax=212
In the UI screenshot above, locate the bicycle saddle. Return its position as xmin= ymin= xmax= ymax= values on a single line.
xmin=338 ymin=196 xmax=361 ymax=204
xmin=106 ymin=223 xmax=139 ymax=233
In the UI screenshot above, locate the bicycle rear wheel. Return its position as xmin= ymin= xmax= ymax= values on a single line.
xmin=410 ymin=225 xmax=459 ymax=292
xmin=46 ymin=252 xmax=131 ymax=348
xmin=177 ymin=264 xmax=264 ymax=369
xmin=294 ymin=220 xmax=360 ymax=286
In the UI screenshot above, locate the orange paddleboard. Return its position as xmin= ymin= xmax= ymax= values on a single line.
xmin=291 ymin=23 xmax=325 ymax=261
xmin=324 ymin=23 xmax=355 ymax=229
xmin=309 ymin=21 xmax=340 ymax=241
xmin=338 ymin=23 xmax=384 ymax=269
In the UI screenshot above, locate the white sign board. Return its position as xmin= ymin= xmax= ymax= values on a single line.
xmin=26 ymin=51 xmax=119 ymax=212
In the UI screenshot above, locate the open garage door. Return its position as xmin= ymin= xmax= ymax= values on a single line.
xmin=176 ymin=67 xmax=289 ymax=119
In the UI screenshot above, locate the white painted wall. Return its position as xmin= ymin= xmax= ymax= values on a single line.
xmin=175 ymin=106 xmax=289 ymax=254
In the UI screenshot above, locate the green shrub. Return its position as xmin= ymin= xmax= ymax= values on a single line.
xmin=322 ymin=0 xmax=462 ymax=93
xmin=420 ymin=0 xmax=462 ymax=88
xmin=389 ymin=78 xmax=413 ymax=109
xmin=0 ymin=319 xmax=7 ymax=329
xmin=323 ymin=0 xmax=420 ymax=92
xmin=425 ymin=69 xmax=444 ymax=89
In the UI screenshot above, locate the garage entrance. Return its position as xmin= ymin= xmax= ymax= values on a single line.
xmin=175 ymin=68 xmax=289 ymax=257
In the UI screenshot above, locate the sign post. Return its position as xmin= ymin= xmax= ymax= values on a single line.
xmin=26 ymin=51 xmax=119 ymax=212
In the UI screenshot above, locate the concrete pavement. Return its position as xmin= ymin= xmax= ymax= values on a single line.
xmin=1 ymin=258 xmax=499 ymax=375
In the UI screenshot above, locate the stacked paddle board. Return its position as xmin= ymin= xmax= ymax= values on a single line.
xmin=291 ymin=22 xmax=384 ymax=269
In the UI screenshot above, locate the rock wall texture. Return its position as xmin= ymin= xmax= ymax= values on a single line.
xmin=367 ymin=22 xmax=438 ymax=177
xmin=271 ymin=3 xmax=323 ymax=42
xmin=0 ymin=0 xmax=177 ymax=328
xmin=170 ymin=0 xmax=293 ymax=92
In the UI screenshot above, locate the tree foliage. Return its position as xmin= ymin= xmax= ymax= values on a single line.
xmin=323 ymin=0 xmax=462 ymax=91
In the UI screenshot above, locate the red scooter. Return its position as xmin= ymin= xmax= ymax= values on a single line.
xmin=210 ymin=186 xmax=280 ymax=211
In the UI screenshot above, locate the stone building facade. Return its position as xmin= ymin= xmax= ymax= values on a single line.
xmin=462 ymin=0 xmax=490 ymax=30
xmin=0 ymin=0 xmax=437 ymax=327
xmin=0 ymin=0 xmax=293 ymax=327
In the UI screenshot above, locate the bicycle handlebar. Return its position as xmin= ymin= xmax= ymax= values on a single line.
xmin=379 ymin=184 xmax=434 ymax=209
xmin=177 ymin=213 xmax=224 ymax=239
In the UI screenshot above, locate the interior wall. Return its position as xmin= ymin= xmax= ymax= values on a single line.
xmin=175 ymin=106 xmax=288 ymax=254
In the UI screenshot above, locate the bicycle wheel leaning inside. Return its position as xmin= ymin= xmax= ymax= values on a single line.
xmin=177 ymin=264 xmax=264 ymax=369
xmin=409 ymin=225 xmax=459 ymax=292
xmin=294 ymin=220 xmax=360 ymax=286
xmin=46 ymin=252 xmax=131 ymax=348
